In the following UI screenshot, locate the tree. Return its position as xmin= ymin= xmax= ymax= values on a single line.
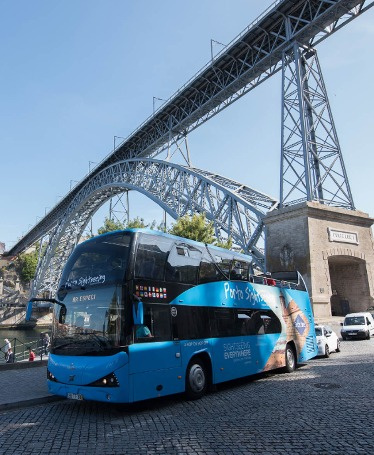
xmin=97 ymin=216 xmax=157 ymax=235
xmin=97 ymin=217 xmax=125 ymax=235
xmin=216 ymin=237 xmax=233 ymax=250
xmin=17 ymin=250 xmax=38 ymax=283
xmin=127 ymin=217 xmax=148 ymax=228
xmin=169 ymin=213 xmax=216 ymax=244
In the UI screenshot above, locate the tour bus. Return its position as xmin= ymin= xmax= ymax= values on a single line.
xmin=38 ymin=229 xmax=317 ymax=403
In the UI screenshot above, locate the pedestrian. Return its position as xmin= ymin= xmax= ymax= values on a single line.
xmin=2 ymin=338 xmax=11 ymax=362
xmin=43 ymin=333 xmax=50 ymax=354
xmin=28 ymin=347 xmax=36 ymax=362
xmin=6 ymin=348 xmax=15 ymax=363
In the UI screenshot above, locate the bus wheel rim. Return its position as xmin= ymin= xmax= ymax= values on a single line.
xmin=287 ymin=348 xmax=294 ymax=368
xmin=189 ymin=364 xmax=205 ymax=393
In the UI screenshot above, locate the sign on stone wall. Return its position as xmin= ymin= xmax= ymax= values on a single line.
xmin=328 ymin=228 xmax=358 ymax=245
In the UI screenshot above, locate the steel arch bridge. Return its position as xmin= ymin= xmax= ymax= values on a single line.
xmin=4 ymin=0 xmax=372 ymax=301
xmin=32 ymin=159 xmax=278 ymax=296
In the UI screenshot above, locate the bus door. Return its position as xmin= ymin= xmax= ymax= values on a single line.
xmin=129 ymin=303 xmax=182 ymax=401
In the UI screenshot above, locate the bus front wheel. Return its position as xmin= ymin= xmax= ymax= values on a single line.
xmin=284 ymin=344 xmax=296 ymax=373
xmin=185 ymin=359 xmax=208 ymax=400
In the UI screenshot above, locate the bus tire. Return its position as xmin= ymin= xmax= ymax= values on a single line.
xmin=185 ymin=358 xmax=208 ymax=400
xmin=284 ymin=344 xmax=296 ymax=373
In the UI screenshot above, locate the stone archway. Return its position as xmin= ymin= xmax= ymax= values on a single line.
xmin=328 ymin=255 xmax=371 ymax=315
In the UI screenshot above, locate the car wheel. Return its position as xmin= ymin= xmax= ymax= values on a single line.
xmin=336 ymin=340 xmax=341 ymax=353
xmin=284 ymin=344 xmax=296 ymax=373
xmin=366 ymin=331 xmax=370 ymax=340
xmin=324 ymin=345 xmax=330 ymax=358
xmin=341 ymin=334 xmax=346 ymax=341
xmin=185 ymin=358 xmax=208 ymax=400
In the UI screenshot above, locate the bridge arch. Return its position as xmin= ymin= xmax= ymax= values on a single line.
xmin=32 ymin=159 xmax=278 ymax=296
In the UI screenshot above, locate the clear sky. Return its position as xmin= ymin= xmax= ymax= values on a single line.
xmin=0 ymin=1 xmax=373 ymax=250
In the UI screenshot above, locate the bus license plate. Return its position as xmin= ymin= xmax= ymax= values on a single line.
xmin=67 ymin=393 xmax=84 ymax=401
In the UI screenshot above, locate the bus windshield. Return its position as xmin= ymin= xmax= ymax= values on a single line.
xmin=58 ymin=232 xmax=132 ymax=296
xmin=52 ymin=286 xmax=127 ymax=356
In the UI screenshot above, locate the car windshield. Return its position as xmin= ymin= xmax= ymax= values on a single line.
xmin=344 ymin=316 xmax=365 ymax=326
xmin=315 ymin=327 xmax=323 ymax=336
xmin=51 ymin=286 xmax=128 ymax=356
xmin=58 ymin=232 xmax=131 ymax=297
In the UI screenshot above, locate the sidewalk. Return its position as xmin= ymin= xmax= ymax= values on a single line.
xmin=0 ymin=361 xmax=63 ymax=412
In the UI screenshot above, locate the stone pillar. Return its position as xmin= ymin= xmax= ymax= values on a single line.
xmin=264 ymin=202 xmax=374 ymax=318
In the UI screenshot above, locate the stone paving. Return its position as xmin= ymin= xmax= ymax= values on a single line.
xmin=0 ymin=329 xmax=373 ymax=454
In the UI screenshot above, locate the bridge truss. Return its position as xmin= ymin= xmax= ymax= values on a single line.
xmin=32 ymin=160 xmax=278 ymax=296
xmin=3 ymin=0 xmax=372 ymax=298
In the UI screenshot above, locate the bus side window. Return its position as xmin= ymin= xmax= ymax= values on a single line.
xmin=136 ymin=304 xmax=171 ymax=342
xmin=198 ymin=251 xmax=233 ymax=283
xmin=165 ymin=243 xmax=202 ymax=284
xmin=230 ymin=261 xmax=250 ymax=281
xmin=135 ymin=235 xmax=173 ymax=280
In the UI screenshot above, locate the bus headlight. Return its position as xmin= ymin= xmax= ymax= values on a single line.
xmin=88 ymin=372 xmax=119 ymax=387
xmin=47 ymin=369 xmax=59 ymax=382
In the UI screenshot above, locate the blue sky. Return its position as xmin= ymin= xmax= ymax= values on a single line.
xmin=0 ymin=1 xmax=373 ymax=250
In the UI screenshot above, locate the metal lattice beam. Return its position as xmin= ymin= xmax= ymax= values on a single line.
xmin=280 ymin=44 xmax=354 ymax=208
xmin=31 ymin=159 xmax=278 ymax=296
xmin=7 ymin=0 xmax=372 ymax=257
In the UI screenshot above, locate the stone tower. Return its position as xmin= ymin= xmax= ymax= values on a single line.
xmin=264 ymin=202 xmax=374 ymax=318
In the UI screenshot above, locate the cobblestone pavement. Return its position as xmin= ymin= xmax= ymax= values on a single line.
xmin=0 ymin=336 xmax=373 ymax=455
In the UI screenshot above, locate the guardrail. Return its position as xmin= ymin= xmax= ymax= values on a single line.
xmin=0 ymin=335 xmax=50 ymax=364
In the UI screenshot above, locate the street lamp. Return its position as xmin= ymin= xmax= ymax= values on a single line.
xmin=153 ymin=97 xmax=165 ymax=114
xmin=70 ymin=180 xmax=78 ymax=190
xmin=89 ymin=161 xmax=97 ymax=173
xmin=210 ymin=39 xmax=226 ymax=61
xmin=114 ymin=136 xmax=125 ymax=152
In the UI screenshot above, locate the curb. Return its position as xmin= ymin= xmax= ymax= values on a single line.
xmin=0 ymin=360 xmax=48 ymax=371
xmin=0 ymin=395 xmax=64 ymax=413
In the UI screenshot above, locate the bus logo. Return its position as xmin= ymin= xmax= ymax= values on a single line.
xmin=293 ymin=315 xmax=306 ymax=335
xmin=171 ymin=307 xmax=177 ymax=317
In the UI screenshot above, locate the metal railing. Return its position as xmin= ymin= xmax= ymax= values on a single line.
xmin=0 ymin=335 xmax=50 ymax=364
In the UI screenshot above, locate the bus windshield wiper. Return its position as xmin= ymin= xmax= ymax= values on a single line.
xmin=79 ymin=332 xmax=110 ymax=348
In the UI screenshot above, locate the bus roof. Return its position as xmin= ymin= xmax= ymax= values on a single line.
xmin=80 ymin=228 xmax=253 ymax=262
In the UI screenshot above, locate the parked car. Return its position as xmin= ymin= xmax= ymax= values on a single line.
xmin=315 ymin=324 xmax=340 ymax=357
xmin=340 ymin=312 xmax=374 ymax=340
xmin=367 ymin=306 xmax=374 ymax=320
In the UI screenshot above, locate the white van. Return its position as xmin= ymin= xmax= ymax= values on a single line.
xmin=340 ymin=312 xmax=374 ymax=340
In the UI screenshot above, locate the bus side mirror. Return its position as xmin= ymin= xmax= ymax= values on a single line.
xmin=132 ymin=297 xmax=144 ymax=325
xmin=59 ymin=306 xmax=67 ymax=324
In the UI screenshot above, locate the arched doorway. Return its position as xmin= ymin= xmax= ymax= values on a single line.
xmin=328 ymin=256 xmax=370 ymax=315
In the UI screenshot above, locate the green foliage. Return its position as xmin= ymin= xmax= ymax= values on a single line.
xmin=127 ymin=217 xmax=148 ymax=229
xmin=17 ymin=250 xmax=38 ymax=283
xmin=97 ymin=217 xmax=125 ymax=235
xmin=215 ymin=236 xmax=233 ymax=250
xmin=97 ymin=216 xmax=159 ymax=235
xmin=169 ymin=213 xmax=215 ymax=244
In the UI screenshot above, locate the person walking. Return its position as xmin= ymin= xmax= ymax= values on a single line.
xmin=3 ymin=338 xmax=11 ymax=362
xmin=28 ymin=347 xmax=36 ymax=361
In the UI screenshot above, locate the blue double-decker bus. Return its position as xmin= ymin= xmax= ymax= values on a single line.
xmin=43 ymin=229 xmax=317 ymax=403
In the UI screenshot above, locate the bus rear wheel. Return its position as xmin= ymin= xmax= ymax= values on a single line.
xmin=284 ymin=344 xmax=296 ymax=373
xmin=185 ymin=359 xmax=208 ymax=400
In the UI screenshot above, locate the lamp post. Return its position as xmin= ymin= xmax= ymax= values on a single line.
xmin=153 ymin=97 xmax=165 ymax=114
xmin=70 ymin=180 xmax=78 ymax=190
xmin=89 ymin=161 xmax=97 ymax=173
xmin=114 ymin=136 xmax=125 ymax=152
